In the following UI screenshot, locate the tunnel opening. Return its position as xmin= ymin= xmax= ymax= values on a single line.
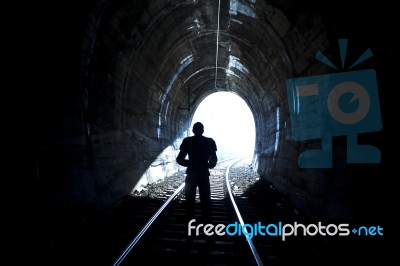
xmin=190 ymin=91 xmax=256 ymax=161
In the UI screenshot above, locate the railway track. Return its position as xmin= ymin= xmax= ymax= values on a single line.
xmin=110 ymin=157 xmax=276 ymax=266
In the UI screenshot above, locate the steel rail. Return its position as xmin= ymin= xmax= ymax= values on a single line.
xmin=225 ymin=157 xmax=264 ymax=266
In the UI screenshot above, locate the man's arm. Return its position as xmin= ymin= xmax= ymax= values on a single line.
xmin=208 ymin=152 xmax=218 ymax=169
xmin=176 ymin=150 xmax=190 ymax=167
xmin=176 ymin=138 xmax=190 ymax=167
xmin=208 ymin=138 xmax=218 ymax=169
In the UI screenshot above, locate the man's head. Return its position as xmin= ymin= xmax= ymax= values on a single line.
xmin=192 ymin=122 xmax=204 ymax=136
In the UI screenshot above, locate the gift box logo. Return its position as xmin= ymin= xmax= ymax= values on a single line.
xmin=286 ymin=39 xmax=382 ymax=168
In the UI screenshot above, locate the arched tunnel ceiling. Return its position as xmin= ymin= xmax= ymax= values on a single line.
xmin=85 ymin=0 xmax=294 ymax=129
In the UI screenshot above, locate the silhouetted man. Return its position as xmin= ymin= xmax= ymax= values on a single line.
xmin=176 ymin=122 xmax=217 ymax=223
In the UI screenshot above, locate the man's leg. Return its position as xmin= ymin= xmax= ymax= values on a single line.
xmin=198 ymin=176 xmax=212 ymax=223
xmin=185 ymin=178 xmax=196 ymax=223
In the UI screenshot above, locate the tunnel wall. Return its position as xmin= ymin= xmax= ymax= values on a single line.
xmin=254 ymin=4 xmax=387 ymax=224
xmin=255 ymin=13 xmax=338 ymax=221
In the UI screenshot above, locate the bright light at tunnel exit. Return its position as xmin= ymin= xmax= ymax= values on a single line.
xmin=190 ymin=92 xmax=256 ymax=160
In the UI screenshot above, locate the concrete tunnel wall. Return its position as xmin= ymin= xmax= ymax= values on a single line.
xmin=26 ymin=0 xmax=391 ymax=224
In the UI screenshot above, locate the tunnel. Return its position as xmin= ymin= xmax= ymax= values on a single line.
xmin=21 ymin=0 xmax=392 ymax=256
